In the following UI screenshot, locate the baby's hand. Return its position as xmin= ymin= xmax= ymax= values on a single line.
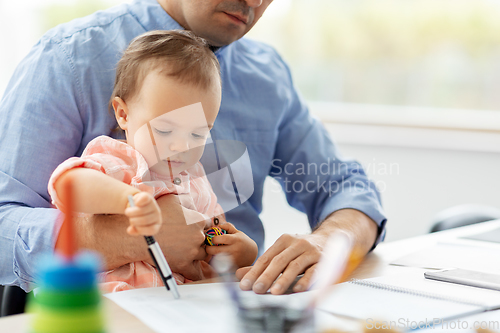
xmin=124 ymin=192 xmax=162 ymax=236
xmin=205 ymin=222 xmax=258 ymax=268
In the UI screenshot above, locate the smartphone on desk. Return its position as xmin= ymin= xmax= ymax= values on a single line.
xmin=424 ymin=268 xmax=500 ymax=292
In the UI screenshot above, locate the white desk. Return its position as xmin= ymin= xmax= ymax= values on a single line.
xmin=3 ymin=220 xmax=500 ymax=332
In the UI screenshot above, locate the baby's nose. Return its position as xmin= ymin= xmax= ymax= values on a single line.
xmin=169 ymin=140 xmax=189 ymax=152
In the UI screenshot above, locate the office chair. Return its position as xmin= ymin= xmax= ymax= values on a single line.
xmin=0 ymin=285 xmax=28 ymax=317
xmin=430 ymin=204 xmax=500 ymax=233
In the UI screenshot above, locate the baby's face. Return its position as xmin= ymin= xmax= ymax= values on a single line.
xmin=119 ymin=70 xmax=221 ymax=177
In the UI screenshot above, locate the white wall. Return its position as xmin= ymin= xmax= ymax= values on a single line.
xmin=260 ymin=131 xmax=500 ymax=250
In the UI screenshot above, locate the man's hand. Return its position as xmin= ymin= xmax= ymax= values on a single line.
xmin=142 ymin=194 xmax=211 ymax=280
xmin=235 ymin=209 xmax=379 ymax=295
xmin=75 ymin=194 xmax=210 ymax=281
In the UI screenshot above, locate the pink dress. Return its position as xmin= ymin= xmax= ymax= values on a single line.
xmin=48 ymin=135 xmax=223 ymax=293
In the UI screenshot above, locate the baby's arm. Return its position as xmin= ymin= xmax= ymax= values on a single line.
xmin=54 ymin=168 xmax=161 ymax=236
xmin=205 ymin=222 xmax=258 ymax=268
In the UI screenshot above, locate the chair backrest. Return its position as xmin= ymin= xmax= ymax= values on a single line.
xmin=0 ymin=285 xmax=27 ymax=317
xmin=430 ymin=204 xmax=500 ymax=233
xmin=0 ymin=286 xmax=3 ymax=309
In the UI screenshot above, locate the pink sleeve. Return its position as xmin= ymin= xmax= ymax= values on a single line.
xmin=48 ymin=156 xmax=107 ymax=211
xmin=47 ymin=136 xmax=140 ymax=210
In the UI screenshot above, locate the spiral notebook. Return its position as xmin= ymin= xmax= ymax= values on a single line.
xmin=317 ymin=278 xmax=492 ymax=324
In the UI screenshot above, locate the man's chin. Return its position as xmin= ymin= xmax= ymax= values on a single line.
xmin=205 ymin=36 xmax=239 ymax=48
xmin=195 ymin=29 xmax=246 ymax=47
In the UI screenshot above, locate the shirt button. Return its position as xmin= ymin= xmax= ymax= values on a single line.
xmin=173 ymin=177 xmax=181 ymax=185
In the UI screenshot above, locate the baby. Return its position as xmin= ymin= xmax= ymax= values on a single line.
xmin=48 ymin=30 xmax=258 ymax=292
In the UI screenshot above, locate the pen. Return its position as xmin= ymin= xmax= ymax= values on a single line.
xmin=128 ymin=195 xmax=180 ymax=299
xmin=307 ymin=231 xmax=363 ymax=308
xmin=211 ymin=254 xmax=241 ymax=307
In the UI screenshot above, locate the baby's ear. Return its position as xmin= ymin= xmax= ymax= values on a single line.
xmin=113 ymin=97 xmax=129 ymax=130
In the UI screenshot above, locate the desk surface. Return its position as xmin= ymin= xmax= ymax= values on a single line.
xmin=3 ymin=220 xmax=500 ymax=333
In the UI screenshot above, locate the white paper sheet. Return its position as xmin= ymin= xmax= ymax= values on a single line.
xmin=418 ymin=310 xmax=500 ymax=333
xmin=390 ymin=242 xmax=500 ymax=275
xmin=105 ymin=276 xmax=500 ymax=333
xmin=462 ymin=226 xmax=500 ymax=244
xmin=368 ymin=267 xmax=500 ymax=310
xmin=104 ymin=283 xmax=312 ymax=333
xmin=317 ymin=278 xmax=484 ymax=325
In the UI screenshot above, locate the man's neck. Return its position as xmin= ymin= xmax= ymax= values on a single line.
xmin=157 ymin=0 xmax=221 ymax=53
xmin=156 ymin=0 xmax=189 ymax=30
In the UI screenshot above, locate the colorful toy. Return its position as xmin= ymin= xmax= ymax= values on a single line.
xmin=27 ymin=182 xmax=106 ymax=333
xmin=205 ymin=226 xmax=227 ymax=246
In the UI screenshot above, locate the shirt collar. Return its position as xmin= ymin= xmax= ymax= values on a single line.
xmin=131 ymin=0 xmax=184 ymax=32
xmin=131 ymin=0 xmax=230 ymax=55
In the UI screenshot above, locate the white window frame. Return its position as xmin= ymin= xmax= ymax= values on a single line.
xmin=310 ymin=102 xmax=500 ymax=153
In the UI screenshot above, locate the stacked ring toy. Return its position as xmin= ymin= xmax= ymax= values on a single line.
xmin=28 ymin=253 xmax=105 ymax=333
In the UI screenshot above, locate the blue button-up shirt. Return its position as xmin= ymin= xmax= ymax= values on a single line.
xmin=0 ymin=0 xmax=386 ymax=291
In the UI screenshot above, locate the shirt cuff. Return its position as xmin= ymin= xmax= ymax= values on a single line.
xmin=13 ymin=206 xmax=62 ymax=291
xmin=318 ymin=188 xmax=387 ymax=251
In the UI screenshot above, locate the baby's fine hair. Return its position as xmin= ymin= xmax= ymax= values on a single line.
xmin=110 ymin=30 xmax=221 ymax=109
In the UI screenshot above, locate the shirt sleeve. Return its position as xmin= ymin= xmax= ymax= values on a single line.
xmin=0 ymin=37 xmax=85 ymax=291
xmin=270 ymin=56 xmax=387 ymax=249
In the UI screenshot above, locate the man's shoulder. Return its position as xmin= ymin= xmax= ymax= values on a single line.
xmin=233 ymin=37 xmax=277 ymax=53
xmin=223 ymin=38 xmax=291 ymax=78
xmin=229 ymin=38 xmax=283 ymax=61
xmin=42 ymin=4 xmax=132 ymax=44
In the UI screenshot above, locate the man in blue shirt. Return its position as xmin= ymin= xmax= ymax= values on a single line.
xmin=0 ymin=0 xmax=386 ymax=294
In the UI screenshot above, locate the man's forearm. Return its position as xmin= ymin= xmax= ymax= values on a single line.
xmin=313 ymin=208 xmax=379 ymax=255
xmin=74 ymin=213 xmax=147 ymax=270
xmin=72 ymin=194 xmax=209 ymax=280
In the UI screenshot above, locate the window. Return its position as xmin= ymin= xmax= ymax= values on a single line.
xmin=249 ymin=0 xmax=500 ymax=112
xmin=3 ymin=0 xmax=500 ymax=113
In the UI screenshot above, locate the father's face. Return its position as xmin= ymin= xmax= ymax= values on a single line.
xmin=165 ymin=0 xmax=273 ymax=47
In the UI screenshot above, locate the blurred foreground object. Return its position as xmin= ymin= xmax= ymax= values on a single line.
xmin=430 ymin=204 xmax=500 ymax=233
xmin=27 ymin=180 xmax=105 ymax=333
xmin=28 ymin=253 xmax=105 ymax=333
